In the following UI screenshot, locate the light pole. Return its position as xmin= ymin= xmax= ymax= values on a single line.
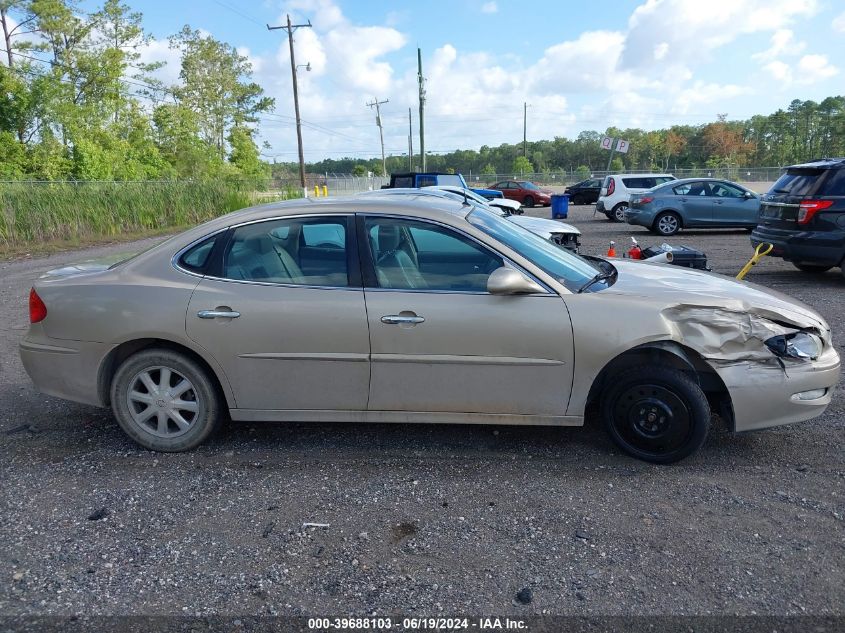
xmin=267 ymin=15 xmax=312 ymax=198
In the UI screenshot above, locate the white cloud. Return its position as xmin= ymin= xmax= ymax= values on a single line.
xmin=833 ymin=11 xmax=845 ymax=33
xmin=621 ymin=0 xmax=818 ymax=69
xmin=763 ymin=60 xmax=792 ymax=83
xmin=481 ymin=2 xmax=498 ymax=13
xmin=795 ymin=54 xmax=838 ymax=84
xmin=752 ymin=29 xmax=805 ymax=61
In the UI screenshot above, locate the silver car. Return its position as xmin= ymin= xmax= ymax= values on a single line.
xmin=20 ymin=197 xmax=840 ymax=463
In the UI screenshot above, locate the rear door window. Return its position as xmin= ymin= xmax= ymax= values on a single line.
xmin=622 ymin=178 xmax=646 ymax=189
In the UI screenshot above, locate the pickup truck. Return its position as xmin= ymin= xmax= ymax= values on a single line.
xmin=383 ymin=172 xmax=504 ymax=200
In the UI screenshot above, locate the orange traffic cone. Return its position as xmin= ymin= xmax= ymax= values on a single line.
xmin=607 ymin=240 xmax=616 ymax=257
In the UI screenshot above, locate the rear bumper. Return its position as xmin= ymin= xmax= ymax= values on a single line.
xmin=20 ymin=327 xmax=109 ymax=407
xmin=716 ymin=346 xmax=840 ymax=432
xmin=595 ymin=200 xmax=606 ymax=214
xmin=751 ymin=225 xmax=845 ymax=266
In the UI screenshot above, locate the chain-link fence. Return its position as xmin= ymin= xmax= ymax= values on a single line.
xmin=465 ymin=167 xmax=786 ymax=188
xmin=270 ymin=174 xmax=390 ymax=196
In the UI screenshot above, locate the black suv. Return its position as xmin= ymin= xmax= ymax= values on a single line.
xmin=564 ymin=178 xmax=602 ymax=205
xmin=751 ymin=158 xmax=845 ymax=276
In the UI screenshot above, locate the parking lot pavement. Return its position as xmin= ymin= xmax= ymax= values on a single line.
xmin=0 ymin=214 xmax=843 ymax=618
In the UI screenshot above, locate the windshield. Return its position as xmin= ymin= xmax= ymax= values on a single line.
xmin=520 ymin=181 xmax=539 ymax=190
xmin=468 ymin=208 xmax=608 ymax=292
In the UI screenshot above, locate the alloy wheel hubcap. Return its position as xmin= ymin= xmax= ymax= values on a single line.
xmin=659 ymin=216 xmax=678 ymax=233
xmin=615 ymin=206 xmax=627 ymax=221
xmin=126 ymin=366 xmax=200 ymax=438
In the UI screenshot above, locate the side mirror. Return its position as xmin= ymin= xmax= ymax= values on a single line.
xmin=743 ymin=190 xmax=755 ymax=198
xmin=487 ymin=267 xmax=544 ymax=295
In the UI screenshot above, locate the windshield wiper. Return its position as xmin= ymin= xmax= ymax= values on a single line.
xmin=772 ymin=188 xmax=791 ymax=193
xmin=577 ymin=270 xmax=614 ymax=293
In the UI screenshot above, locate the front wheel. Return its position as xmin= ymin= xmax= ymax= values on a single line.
xmin=611 ymin=203 xmax=628 ymax=222
xmin=601 ymin=365 xmax=710 ymax=464
xmin=523 ymin=195 xmax=535 ymax=208
xmin=654 ymin=212 xmax=681 ymax=235
xmin=792 ymin=262 xmax=832 ymax=273
xmin=111 ymin=349 xmax=223 ymax=452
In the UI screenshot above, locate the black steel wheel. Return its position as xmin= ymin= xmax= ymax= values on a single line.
xmin=601 ymin=365 xmax=710 ymax=463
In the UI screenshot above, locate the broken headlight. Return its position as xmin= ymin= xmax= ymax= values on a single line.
xmin=765 ymin=332 xmax=823 ymax=360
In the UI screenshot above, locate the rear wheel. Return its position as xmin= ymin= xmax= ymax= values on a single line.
xmin=111 ymin=349 xmax=223 ymax=452
xmin=654 ymin=212 xmax=681 ymax=236
xmin=523 ymin=195 xmax=535 ymax=208
xmin=601 ymin=365 xmax=710 ymax=464
xmin=611 ymin=203 xmax=628 ymax=222
xmin=792 ymin=262 xmax=832 ymax=273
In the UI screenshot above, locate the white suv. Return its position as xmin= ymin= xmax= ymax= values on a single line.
xmin=596 ymin=173 xmax=676 ymax=222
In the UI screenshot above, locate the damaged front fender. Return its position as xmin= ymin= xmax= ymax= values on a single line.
xmin=660 ymin=302 xmax=826 ymax=365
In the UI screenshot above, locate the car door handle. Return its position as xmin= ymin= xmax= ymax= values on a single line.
xmin=381 ymin=314 xmax=425 ymax=325
xmin=197 ymin=309 xmax=240 ymax=319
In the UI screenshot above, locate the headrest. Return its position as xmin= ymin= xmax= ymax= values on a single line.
xmin=377 ymin=224 xmax=401 ymax=252
xmin=244 ymin=234 xmax=274 ymax=254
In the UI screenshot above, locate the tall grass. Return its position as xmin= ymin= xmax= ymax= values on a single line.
xmin=0 ymin=181 xmax=300 ymax=252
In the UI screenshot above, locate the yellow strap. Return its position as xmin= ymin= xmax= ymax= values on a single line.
xmin=736 ymin=242 xmax=773 ymax=280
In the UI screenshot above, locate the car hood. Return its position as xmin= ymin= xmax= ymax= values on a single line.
xmin=510 ymin=215 xmax=580 ymax=236
xmin=606 ymin=259 xmax=827 ymax=331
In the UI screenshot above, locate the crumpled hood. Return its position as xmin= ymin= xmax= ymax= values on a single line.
xmin=606 ymin=259 xmax=828 ymax=331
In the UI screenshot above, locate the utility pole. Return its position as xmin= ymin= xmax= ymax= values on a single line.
xmin=267 ymin=15 xmax=312 ymax=198
xmin=366 ymin=97 xmax=389 ymax=177
xmin=417 ymin=48 xmax=426 ymax=171
xmin=523 ymin=102 xmax=529 ymax=157
xmin=408 ymin=107 xmax=414 ymax=171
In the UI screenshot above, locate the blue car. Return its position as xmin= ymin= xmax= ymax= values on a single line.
xmin=625 ymin=178 xmax=760 ymax=236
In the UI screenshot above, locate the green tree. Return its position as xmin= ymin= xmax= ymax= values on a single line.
xmin=169 ymin=25 xmax=273 ymax=159
xmin=512 ymin=155 xmax=532 ymax=175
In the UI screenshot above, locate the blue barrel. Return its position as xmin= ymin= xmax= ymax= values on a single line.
xmin=551 ymin=194 xmax=569 ymax=219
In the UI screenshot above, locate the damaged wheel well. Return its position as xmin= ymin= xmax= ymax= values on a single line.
xmin=586 ymin=342 xmax=735 ymax=430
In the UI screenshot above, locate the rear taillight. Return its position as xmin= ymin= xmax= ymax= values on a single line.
xmin=29 ymin=288 xmax=47 ymax=323
xmin=607 ymin=179 xmax=615 ymax=196
xmin=639 ymin=196 xmax=654 ymax=204
xmin=797 ymin=199 xmax=834 ymax=225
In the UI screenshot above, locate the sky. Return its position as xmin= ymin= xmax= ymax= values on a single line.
xmin=91 ymin=0 xmax=845 ymax=162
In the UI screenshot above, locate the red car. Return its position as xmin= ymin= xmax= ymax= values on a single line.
xmin=490 ymin=180 xmax=552 ymax=207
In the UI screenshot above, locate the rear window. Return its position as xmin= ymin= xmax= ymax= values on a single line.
xmin=392 ymin=175 xmax=414 ymax=188
xmin=770 ymin=168 xmax=826 ymax=197
xmin=179 ymin=236 xmax=217 ymax=273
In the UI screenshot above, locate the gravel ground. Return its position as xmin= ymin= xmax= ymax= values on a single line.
xmin=0 ymin=204 xmax=843 ymax=620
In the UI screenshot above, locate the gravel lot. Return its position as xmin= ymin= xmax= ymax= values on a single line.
xmin=1 ymin=202 xmax=843 ymax=621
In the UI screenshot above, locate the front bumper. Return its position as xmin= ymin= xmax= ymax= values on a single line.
xmin=715 ymin=346 xmax=840 ymax=432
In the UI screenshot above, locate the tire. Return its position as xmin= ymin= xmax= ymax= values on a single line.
xmin=610 ymin=203 xmax=628 ymax=222
xmin=110 ymin=348 xmax=223 ymax=452
xmin=523 ymin=195 xmax=535 ymax=208
xmin=601 ymin=365 xmax=710 ymax=464
xmin=792 ymin=262 xmax=832 ymax=273
xmin=654 ymin=212 xmax=681 ymax=236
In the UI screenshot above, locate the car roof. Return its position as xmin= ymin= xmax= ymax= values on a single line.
xmin=181 ymin=195 xmax=474 ymax=240
xmin=611 ymin=173 xmax=674 ymax=178
xmin=655 ymin=177 xmax=745 ymax=186
xmin=786 ymin=158 xmax=845 ymax=170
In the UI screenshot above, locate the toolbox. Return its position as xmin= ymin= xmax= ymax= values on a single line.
xmin=641 ymin=244 xmax=710 ymax=271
